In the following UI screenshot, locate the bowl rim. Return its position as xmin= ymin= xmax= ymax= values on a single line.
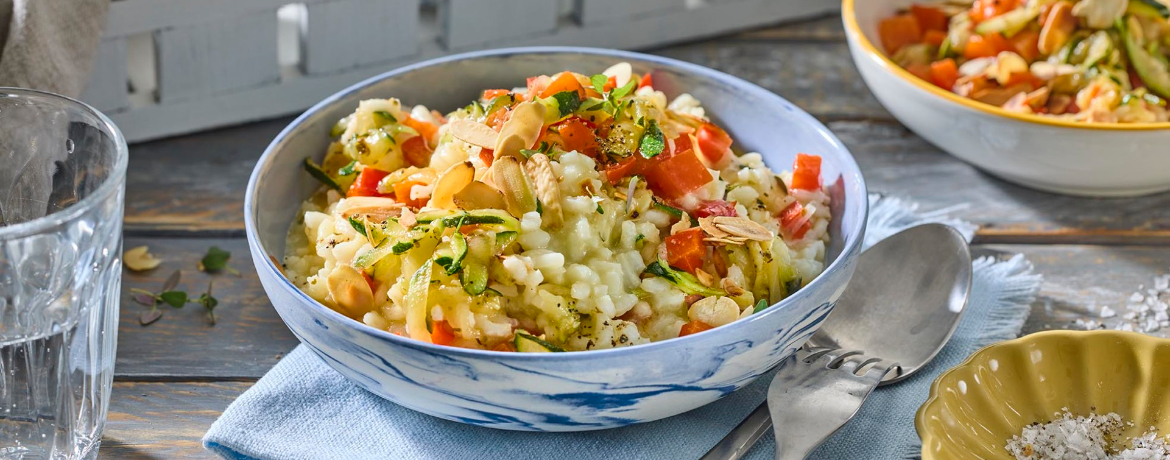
xmin=914 ymin=329 xmax=1170 ymax=459
xmin=841 ymin=0 xmax=1170 ymax=132
xmin=245 ymin=46 xmax=869 ymax=360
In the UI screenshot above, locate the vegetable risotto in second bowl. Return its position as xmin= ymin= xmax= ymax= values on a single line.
xmin=284 ymin=63 xmax=832 ymax=353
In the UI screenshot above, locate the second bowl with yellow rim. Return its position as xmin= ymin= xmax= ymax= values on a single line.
xmin=843 ymin=0 xmax=1170 ymax=197
xmin=916 ymin=330 xmax=1170 ymax=459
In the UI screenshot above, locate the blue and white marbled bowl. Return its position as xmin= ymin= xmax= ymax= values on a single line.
xmin=245 ymin=47 xmax=868 ymax=431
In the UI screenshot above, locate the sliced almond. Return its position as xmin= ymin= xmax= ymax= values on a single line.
xmin=695 ymin=268 xmax=715 ymax=288
xmin=429 ymin=161 xmax=475 ymax=209
xmin=327 ymin=264 xmax=375 ymax=318
xmin=1029 ymin=61 xmax=1078 ymax=81
xmin=603 ymin=62 xmax=633 ymax=88
xmin=448 ymin=119 xmax=498 ymax=149
xmin=491 ymin=155 xmax=538 ymax=217
xmin=990 ymin=51 xmax=1028 ymax=86
xmin=1039 ymin=2 xmax=1076 ymax=55
xmin=971 ymin=84 xmax=1033 ymax=106
xmin=454 ymin=181 xmax=508 ymax=210
xmin=712 ymin=216 xmax=774 ymax=242
xmin=697 ymin=217 xmax=732 ymax=239
xmin=523 ymin=153 xmax=564 ymax=228
xmin=338 ymin=196 xmax=404 ymax=222
xmin=495 ymin=101 xmax=545 ymax=159
xmin=495 ymin=134 xmax=529 ymax=161
xmin=124 ymin=246 xmax=162 ymax=271
xmin=722 ymin=278 xmax=746 ymax=297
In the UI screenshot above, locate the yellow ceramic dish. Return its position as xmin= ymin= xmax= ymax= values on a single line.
xmin=916 ymin=330 xmax=1170 ymax=459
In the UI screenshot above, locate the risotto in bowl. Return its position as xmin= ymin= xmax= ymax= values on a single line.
xmin=246 ymin=48 xmax=867 ymax=430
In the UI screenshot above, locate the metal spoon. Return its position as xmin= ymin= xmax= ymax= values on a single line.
xmin=701 ymin=223 xmax=972 ymax=460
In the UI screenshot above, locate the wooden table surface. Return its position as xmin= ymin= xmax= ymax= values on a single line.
xmin=101 ymin=14 xmax=1170 ymax=459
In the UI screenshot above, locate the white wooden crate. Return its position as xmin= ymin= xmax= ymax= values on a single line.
xmin=87 ymin=0 xmax=840 ymax=142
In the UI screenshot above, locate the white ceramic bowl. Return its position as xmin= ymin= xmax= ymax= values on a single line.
xmin=246 ymin=48 xmax=868 ymax=431
xmin=844 ymin=0 xmax=1170 ymax=197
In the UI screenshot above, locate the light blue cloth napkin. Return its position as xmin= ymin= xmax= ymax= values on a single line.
xmin=204 ymin=195 xmax=1042 ymax=460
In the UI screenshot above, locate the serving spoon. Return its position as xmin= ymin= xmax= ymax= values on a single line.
xmin=701 ymin=223 xmax=972 ymax=460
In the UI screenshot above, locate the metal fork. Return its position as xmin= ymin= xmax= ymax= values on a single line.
xmin=701 ymin=346 xmax=897 ymax=460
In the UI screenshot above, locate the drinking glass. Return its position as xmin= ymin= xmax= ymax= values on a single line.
xmin=0 ymin=88 xmax=127 ymax=459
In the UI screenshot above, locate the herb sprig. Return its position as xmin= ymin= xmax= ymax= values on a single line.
xmin=129 ymin=246 xmax=239 ymax=327
xmin=198 ymin=246 xmax=240 ymax=275
xmin=130 ymin=270 xmax=219 ymax=326
xmin=585 ymin=74 xmax=637 ymax=116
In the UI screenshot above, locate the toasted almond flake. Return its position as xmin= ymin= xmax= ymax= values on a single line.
xmin=338 ymin=196 xmax=404 ymax=222
xmin=695 ymin=268 xmax=715 ymax=287
xmin=523 ymin=153 xmax=563 ymax=228
xmin=495 ymin=101 xmax=545 ymax=159
xmin=722 ymin=278 xmax=746 ymax=297
xmin=704 ymin=237 xmax=744 ymax=246
xmin=429 ymin=161 xmax=475 ymax=209
xmin=453 ymin=181 xmax=507 ymax=210
xmin=327 ymin=264 xmax=374 ymax=318
xmin=494 ymin=134 xmax=529 ymax=160
xmin=603 ymin=62 xmax=633 ymax=87
xmin=713 ymin=216 xmax=774 ymax=242
xmin=448 ymin=119 xmax=498 ymax=149
xmin=698 ymin=217 xmax=731 ymax=239
xmin=1029 ymin=61 xmax=1078 ymax=81
xmin=124 ymin=246 xmax=162 ymax=271
xmin=671 ymin=217 xmax=692 ymax=235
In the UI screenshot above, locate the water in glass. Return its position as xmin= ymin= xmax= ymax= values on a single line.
xmin=0 ymin=89 xmax=127 ymax=460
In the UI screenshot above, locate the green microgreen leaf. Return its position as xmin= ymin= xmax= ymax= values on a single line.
xmin=638 ymin=120 xmax=665 ymax=158
xmin=197 ymin=281 xmax=218 ymax=325
xmin=198 ymin=246 xmax=239 ymax=275
xmin=611 ymin=79 xmax=637 ymax=99
xmin=582 ymin=101 xmax=605 ymax=112
xmin=590 ymin=74 xmax=608 ymax=93
xmin=753 ymin=299 xmax=769 ymax=314
xmin=338 ymin=160 xmax=359 ymax=176
xmin=159 ymin=291 xmax=188 ymax=308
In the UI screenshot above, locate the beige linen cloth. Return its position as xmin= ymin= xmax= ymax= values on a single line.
xmin=0 ymin=0 xmax=111 ymax=97
xmin=0 ymin=0 xmax=110 ymax=226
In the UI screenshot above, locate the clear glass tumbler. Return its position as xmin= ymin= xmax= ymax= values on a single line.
xmin=0 ymin=89 xmax=127 ymax=459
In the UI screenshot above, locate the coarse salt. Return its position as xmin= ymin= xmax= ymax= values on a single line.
xmin=1075 ymin=269 xmax=1170 ymax=335
xmin=1006 ymin=410 xmax=1170 ymax=460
